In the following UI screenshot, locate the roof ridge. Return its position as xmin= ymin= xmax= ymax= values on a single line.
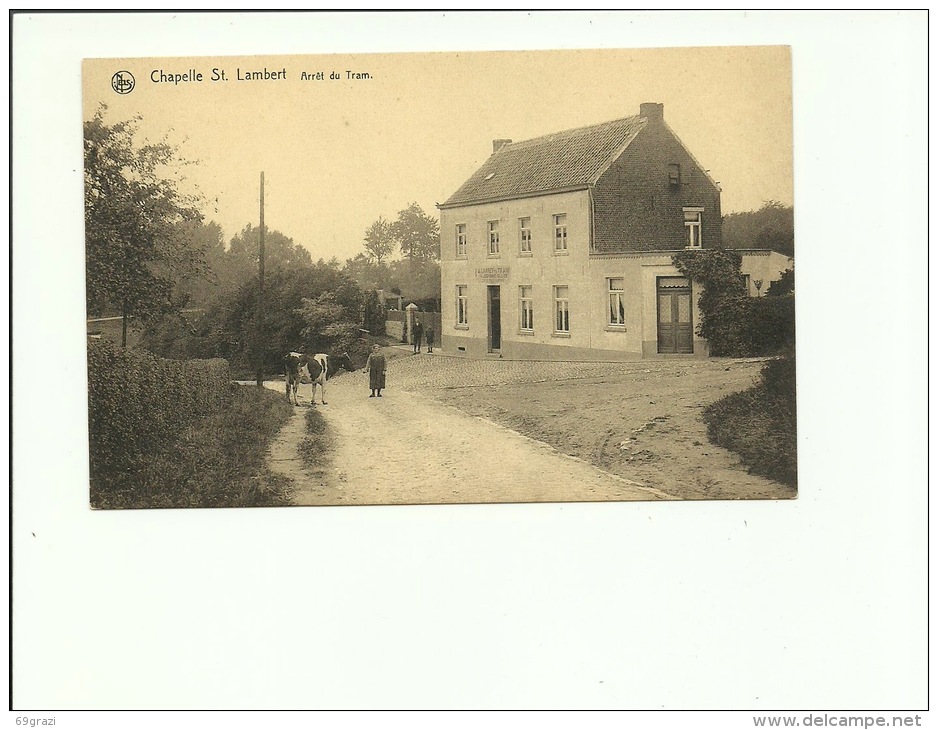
xmin=501 ymin=114 xmax=643 ymax=151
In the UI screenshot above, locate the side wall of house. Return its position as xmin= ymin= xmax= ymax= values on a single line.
xmin=592 ymin=118 xmax=722 ymax=253
xmin=739 ymin=251 xmax=795 ymax=295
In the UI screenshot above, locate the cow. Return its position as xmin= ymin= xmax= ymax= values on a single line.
xmin=284 ymin=351 xmax=356 ymax=406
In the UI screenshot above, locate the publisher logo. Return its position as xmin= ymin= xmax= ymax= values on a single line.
xmin=111 ymin=71 xmax=135 ymax=95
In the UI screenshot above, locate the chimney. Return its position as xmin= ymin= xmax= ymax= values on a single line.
xmin=639 ymin=102 xmax=664 ymax=122
xmin=492 ymin=138 xmax=512 ymax=153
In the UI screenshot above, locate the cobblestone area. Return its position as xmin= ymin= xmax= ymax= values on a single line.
xmin=384 ymin=347 xmax=715 ymax=392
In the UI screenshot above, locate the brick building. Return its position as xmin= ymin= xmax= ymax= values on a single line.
xmin=438 ymin=103 xmax=790 ymax=360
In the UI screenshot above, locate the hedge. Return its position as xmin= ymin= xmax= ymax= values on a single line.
xmin=88 ymin=340 xmax=232 ymax=490
xmin=708 ymin=295 xmax=795 ymax=357
xmin=703 ymin=352 xmax=797 ymax=487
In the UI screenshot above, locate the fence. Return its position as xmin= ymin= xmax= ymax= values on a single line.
xmin=384 ymin=309 xmax=441 ymax=346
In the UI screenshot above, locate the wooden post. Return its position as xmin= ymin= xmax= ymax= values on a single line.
xmin=256 ymin=172 xmax=266 ymax=386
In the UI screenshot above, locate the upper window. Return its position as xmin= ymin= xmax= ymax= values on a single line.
xmin=554 ymin=285 xmax=570 ymax=333
xmin=455 ymin=224 xmax=467 ymax=258
xmin=554 ymin=214 xmax=568 ymax=253
xmin=683 ymin=208 xmax=703 ymax=249
xmin=519 ymin=217 xmax=532 ymax=255
xmin=608 ymin=278 xmax=625 ymax=326
xmin=488 ymin=220 xmax=500 ymax=256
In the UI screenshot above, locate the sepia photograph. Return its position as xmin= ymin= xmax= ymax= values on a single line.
xmin=13 ymin=10 xmax=926 ymax=717
xmin=83 ymin=47 xmax=796 ymax=509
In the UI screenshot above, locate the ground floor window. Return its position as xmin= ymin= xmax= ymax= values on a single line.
xmin=519 ymin=285 xmax=534 ymax=331
xmin=456 ymin=285 xmax=468 ymax=327
xmin=554 ymin=285 xmax=570 ymax=333
xmin=608 ymin=277 xmax=626 ymax=326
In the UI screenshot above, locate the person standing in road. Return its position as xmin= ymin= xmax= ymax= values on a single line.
xmin=412 ymin=319 xmax=424 ymax=354
xmin=365 ymin=344 xmax=387 ymax=398
xmin=425 ymin=324 xmax=435 ymax=354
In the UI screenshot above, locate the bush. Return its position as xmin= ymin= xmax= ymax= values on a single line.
xmin=708 ymin=295 xmax=795 ymax=356
xmin=703 ymin=352 xmax=797 ymax=487
xmin=673 ymin=248 xmax=795 ymax=357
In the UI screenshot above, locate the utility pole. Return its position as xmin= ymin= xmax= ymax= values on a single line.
xmin=256 ymin=171 xmax=266 ymax=386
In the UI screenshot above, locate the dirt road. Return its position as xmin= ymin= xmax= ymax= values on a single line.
xmin=264 ymin=360 xmax=672 ymax=505
xmin=265 ymin=349 xmax=794 ymax=504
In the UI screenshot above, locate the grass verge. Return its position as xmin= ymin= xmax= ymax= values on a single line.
xmin=91 ymin=385 xmax=295 ymax=509
xmin=297 ymin=407 xmax=331 ymax=480
xmin=702 ymin=355 xmax=797 ymax=488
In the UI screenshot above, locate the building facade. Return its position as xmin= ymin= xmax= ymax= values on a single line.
xmin=439 ymin=103 xmax=791 ymax=360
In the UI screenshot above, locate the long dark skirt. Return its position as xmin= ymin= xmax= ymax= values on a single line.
xmin=369 ymin=369 xmax=386 ymax=390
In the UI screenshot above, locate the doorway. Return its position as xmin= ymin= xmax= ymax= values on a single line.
xmin=657 ymin=277 xmax=693 ymax=354
xmin=487 ymin=285 xmax=501 ymax=352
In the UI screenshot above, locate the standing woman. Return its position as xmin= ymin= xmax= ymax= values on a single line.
xmin=365 ymin=345 xmax=387 ymax=398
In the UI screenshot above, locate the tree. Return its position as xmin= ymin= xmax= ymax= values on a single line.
xmin=170 ymin=263 xmax=366 ymax=376
xmin=227 ymin=223 xmax=313 ymax=274
xmin=295 ymin=292 xmax=361 ymax=354
xmin=722 ymin=201 xmax=794 ymax=258
xmin=84 ymin=106 xmax=204 ymax=345
xmin=391 ymin=202 xmax=440 ymax=263
xmin=170 ymin=220 xmax=228 ymax=308
xmin=363 ymin=216 xmax=396 ymax=265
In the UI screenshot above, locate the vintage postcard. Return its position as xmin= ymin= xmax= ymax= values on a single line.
xmin=82 ymin=47 xmax=795 ymax=509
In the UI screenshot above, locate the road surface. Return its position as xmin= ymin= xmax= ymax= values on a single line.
xmin=264 ymin=365 xmax=673 ymax=506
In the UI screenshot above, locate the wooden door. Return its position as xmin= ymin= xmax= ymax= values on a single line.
xmin=657 ymin=278 xmax=693 ymax=354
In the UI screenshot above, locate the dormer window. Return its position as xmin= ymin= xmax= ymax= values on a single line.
xmin=669 ymin=163 xmax=681 ymax=187
xmin=683 ymin=207 xmax=703 ymax=249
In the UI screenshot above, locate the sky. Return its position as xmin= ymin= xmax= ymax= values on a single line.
xmin=83 ymin=46 xmax=793 ymax=264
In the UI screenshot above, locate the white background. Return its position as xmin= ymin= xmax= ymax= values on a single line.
xmin=8 ymin=9 xmax=929 ymax=725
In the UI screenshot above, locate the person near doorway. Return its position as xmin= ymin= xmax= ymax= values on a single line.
xmin=425 ymin=324 xmax=435 ymax=354
xmin=412 ymin=319 xmax=424 ymax=354
xmin=365 ymin=345 xmax=387 ymax=397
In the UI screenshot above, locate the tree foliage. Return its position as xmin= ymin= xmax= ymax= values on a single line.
xmin=766 ymin=266 xmax=795 ymax=297
xmin=227 ymin=223 xmax=313 ymax=274
xmin=295 ymin=292 xmax=361 ymax=354
xmin=673 ymin=247 xmax=794 ymax=356
xmin=363 ymin=216 xmax=396 ymax=265
xmin=361 ymin=289 xmax=387 ymax=336
xmin=84 ymin=106 xmax=204 ymax=333
xmin=723 ymin=201 xmax=794 ymax=258
xmin=152 ymin=263 xmax=366 ymax=376
xmin=391 ymin=202 xmax=440 ymax=263
xmin=170 ymin=220 xmax=227 ymax=308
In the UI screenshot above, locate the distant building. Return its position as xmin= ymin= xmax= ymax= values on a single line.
xmin=438 ymin=103 xmax=790 ymax=360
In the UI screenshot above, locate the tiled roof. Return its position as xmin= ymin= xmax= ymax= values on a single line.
xmin=441 ymin=115 xmax=648 ymax=208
